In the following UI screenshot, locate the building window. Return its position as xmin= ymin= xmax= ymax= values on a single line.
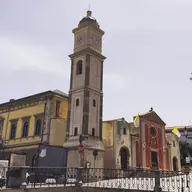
xmin=123 ymin=128 xmax=127 ymax=135
xmin=22 ymin=121 xmax=29 ymax=138
xmin=173 ymin=141 xmax=175 ymax=147
xmin=76 ymin=60 xmax=83 ymax=75
xmin=93 ymin=99 xmax=96 ymax=107
xmin=150 ymin=126 xmax=156 ymax=137
xmin=76 ymin=98 xmax=79 ymax=106
xmin=10 ymin=123 xmax=16 ymax=139
xmin=74 ymin=127 xmax=78 ymax=136
xmin=34 ymin=119 xmax=41 ymax=136
xmin=92 ymin=128 xmax=95 ymax=136
xmin=56 ymin=100 xmax=61 ymax=117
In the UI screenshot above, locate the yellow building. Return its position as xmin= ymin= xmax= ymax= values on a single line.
xmin=102 ymin=118 xmax=132 ymax=169
xmin=0 ymin=89 xmax=68 ymax=165
xmin=165 ymin=126 xmax=192 ymax=171
xmin=166 ymin=133 xmax=181 ymax=171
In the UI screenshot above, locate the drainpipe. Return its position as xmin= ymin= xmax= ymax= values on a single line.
xmin=113 ymin=121 xmax=115 ymax=168
xmin=169 ymin=144 xmax=172 ymax=171
xmin=4 ymin=107 xmax=11 ymax=142
xmin=139 ymin=118 xmax=143 ymax=168
xmin=130 ymin=134 xmax=133 ymax=166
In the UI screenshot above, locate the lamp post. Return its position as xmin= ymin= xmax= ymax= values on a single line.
xmin=93 ymin=150 xmax=98 ymax=168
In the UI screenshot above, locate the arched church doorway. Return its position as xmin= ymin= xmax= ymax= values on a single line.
xmin=172 ymin=157 xmax=178 ymax=171
xmin=119 ymin=146 xmax=130 ymax=170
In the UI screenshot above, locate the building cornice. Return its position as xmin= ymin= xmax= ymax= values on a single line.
xmin=72 ymin=25 xmax=105 ymax=36
xmin=0 ymin=90 xmax=68 ymax=113
xmin=69 ymin=48 xmax=106 ymax=61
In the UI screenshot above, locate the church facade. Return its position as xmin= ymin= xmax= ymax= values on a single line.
xmin=103 ymin=110 xmax=181 ymax=171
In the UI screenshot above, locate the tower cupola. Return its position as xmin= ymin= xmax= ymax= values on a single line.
xmin=78 ymin=10 xmax=100 ymax=28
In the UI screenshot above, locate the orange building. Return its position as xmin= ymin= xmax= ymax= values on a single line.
xmin=132 ymin=110 xmax=171 ymax=170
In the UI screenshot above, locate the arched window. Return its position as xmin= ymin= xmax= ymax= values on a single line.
xmin=123 ymin=128 xmax=127 ymax=135
xmin=93 ymin=99 xmax=96 ymax=107
xmin=92 ymin=128 xmax=95 ymax=136
xmin=76 ymin=60 xmax=83 ymax=75
xmin=76 ymin=98 xmax=79 ymax=106
xmin=119 ymin=146 xmax=130 ymax=170
xmin=34 ymin=119 xmax=41 ymax=136
xmin=22 ymin=121 xmax=29 ymax=137
xmin=173 ymin=157 xmax=178 ymax=171
xmin=74 ymin=127 xmax=78 ymax=136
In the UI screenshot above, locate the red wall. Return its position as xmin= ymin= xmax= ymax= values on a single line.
xmin=136 ymin=141 xmax=140 ymax=166
xmin=145 ymin=124 xmax=151 ymax=168
xmin=144 ymin=123 xmax=169 ymax=170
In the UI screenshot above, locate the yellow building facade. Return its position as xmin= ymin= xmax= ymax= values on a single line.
xmin=166 ymin=134 xmax=181 ymax=171
xmin=0 ymin=90 xmax=68 ymax=165
xmin=102 ymin=118 xmax=132 ymax=169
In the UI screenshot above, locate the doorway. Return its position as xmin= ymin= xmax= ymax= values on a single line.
xmin=172 ymin=157 xmax=178 ymax=171
xmin=151 ymin=151 xmax=158 ymax=169
xmin=120 ymin=147 xmax=129 ymax=170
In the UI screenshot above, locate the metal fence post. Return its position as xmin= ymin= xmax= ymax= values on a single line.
xmin=76 ymin=167 xmax=83 ymax=187
xmin=154 ymin=170 xmax=162 ymax=192
xmin=20 ymin=167 xmax=28 ymax=188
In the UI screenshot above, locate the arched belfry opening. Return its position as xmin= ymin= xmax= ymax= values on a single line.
xmin=172 ymin=156 xmax=178 ymax=171
xmin=119 ymin=146 xmax=130 ymax=170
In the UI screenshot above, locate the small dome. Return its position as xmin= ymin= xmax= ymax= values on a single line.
xmin=78 ymin=10 xmax=99 ymax=27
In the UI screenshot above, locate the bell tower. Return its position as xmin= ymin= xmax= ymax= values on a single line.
xmin=64 ymin=10 xmax=106 ymax=168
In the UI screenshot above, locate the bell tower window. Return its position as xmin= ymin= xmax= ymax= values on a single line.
xmin=92 ymin=128 xmax=95 ymax=136
xmin=74 ymin=127 xmax=78 ymax=136
xmin=93 ymin=99 xmax=96 ymax=107
xmin=76 ymin=98 xmax=80 ymax=106
xmin=76 ymin=60 xmax=83 ymax=75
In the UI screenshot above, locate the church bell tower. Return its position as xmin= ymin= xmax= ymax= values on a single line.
xmin=64 ymin=10 xmax=106 ymax=168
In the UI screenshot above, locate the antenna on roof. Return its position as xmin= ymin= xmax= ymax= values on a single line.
xmin=88 ymin=4 xmax=91 ymax=10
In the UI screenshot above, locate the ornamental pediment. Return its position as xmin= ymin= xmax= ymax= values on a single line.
xmin=140 ymin=111 xmax=166 ymax=126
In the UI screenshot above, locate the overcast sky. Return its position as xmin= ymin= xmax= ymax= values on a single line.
xmin=0 ymin=0 xmax=192 ymax=126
